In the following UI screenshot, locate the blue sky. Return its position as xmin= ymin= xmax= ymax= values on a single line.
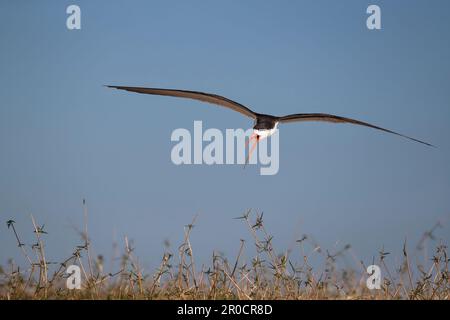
xmin=1 ymin=1 xmax=449 ymax=273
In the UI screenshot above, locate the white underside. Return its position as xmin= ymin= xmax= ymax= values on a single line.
xmin=254 ymin=122 xmax=278 ymax=139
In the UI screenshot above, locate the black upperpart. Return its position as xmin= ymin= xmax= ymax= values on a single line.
xmin=253 ymin=114 xmax=279 ymax=130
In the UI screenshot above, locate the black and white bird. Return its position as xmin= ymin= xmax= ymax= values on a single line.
xmin=106 ymin=86 xmax=433 ymax=160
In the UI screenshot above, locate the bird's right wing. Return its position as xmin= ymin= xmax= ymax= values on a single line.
xmin=107 ymin=86 xmax=257 ymax=119
xmin=278 ymin=113 xmax=434 ymax=147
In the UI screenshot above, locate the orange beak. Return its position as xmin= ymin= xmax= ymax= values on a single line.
xmin=244 ymin=133 xmax=259 ymax=167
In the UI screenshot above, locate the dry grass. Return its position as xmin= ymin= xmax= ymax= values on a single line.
xmin=1 ymin=208 xmax=449 ymax=300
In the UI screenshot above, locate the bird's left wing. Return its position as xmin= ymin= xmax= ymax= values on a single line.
xmin=106 ymin=86 xmax=257 ymax=119
xmin=277 ymin=113 xmax=433 ymax=147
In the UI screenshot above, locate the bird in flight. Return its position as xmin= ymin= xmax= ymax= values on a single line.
xmin=106 ymin=86 xmax=433 ymax=162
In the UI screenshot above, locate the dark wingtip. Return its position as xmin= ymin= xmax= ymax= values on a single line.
xmin=409 ymin=137 xmax=435 ymax=148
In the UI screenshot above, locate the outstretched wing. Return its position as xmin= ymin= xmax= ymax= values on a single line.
xmin=106 ymin=86 xmax=257 ymax=119
xmin=278 ymin=113 xmax=433 ymax=147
